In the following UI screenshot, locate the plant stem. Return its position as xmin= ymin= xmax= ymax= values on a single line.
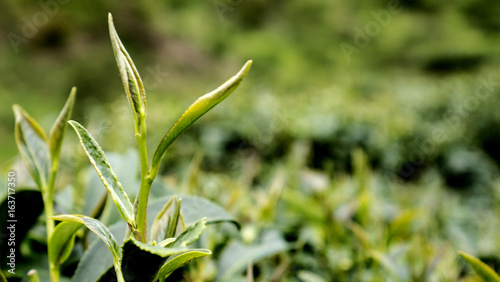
xmin=134 ymin=115 xmax=150 ymax=242
xmin=46 ymin=160 xmax=59 ymax=281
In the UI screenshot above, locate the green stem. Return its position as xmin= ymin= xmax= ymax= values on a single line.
xmin=27 ymin=269 xmax=41 ymax=282
xmin=134 ymin=115 xmax=150 ymax=242
xmin=46 ymin=159 xmax=59 ymax=281
xmin=114 ymin=262 xmax=126 ymax=282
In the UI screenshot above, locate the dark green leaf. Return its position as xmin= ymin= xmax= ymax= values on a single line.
xmin=120 ymin=238 xmax=188 ymax=281
xmin=68 ymin=121 xmax=135 ymax=227
xmin=0 ymin=190 xmax=44 ymax=266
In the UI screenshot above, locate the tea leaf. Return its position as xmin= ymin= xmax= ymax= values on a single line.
xmin=170 ymin=218 xmax=206 ymax=248
xmin=218 ymin=230 xmax=288 ymax=280
xmin=13 ymin=105 xmax=50 ymax=189
xmin=68 ymin=120 xmax=135 ymax=227
xmin=49 ymin=87 xmax=76 ymax=160
xmin=121 ymin=238 xmax=189 ymax=281
xmin=48 ymin=221 xmax=81 ymax=267
xmin=180 ymin=195 xmax=239 ymax=228
xmin=459 ymin=251 xmax=500 ymax=282
xmin=156 ymin=249 xmax=211 ymax=280
xmin=150 ymin=60 xmax=252 ymax=177
xmin=72 ymin=220 xmax=127 ymax=282
xmin=0 ymin=190 xmax=44 ymax=266
xmin=150 ymin=196 xmax=182 ymax=243
xmin=108 ymin=13 xmax=146 ymax=125
xmin=51 ymin=215 xmax=121 ymax=265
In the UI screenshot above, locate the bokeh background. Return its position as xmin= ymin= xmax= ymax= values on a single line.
xmin=2 ymin=0 xmax=500 ymax=280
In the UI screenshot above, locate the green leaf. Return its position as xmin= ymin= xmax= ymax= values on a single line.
xmin=218 ymin=230 xmax=288 ymax=280
xmin=51 ymin=215 xmax=121 ymax=266
xmin=459 ymin=251 xmax=500 ymax=282
xmin=13 ymin=105 xmax=50 ymax=189
xmin=49 ymin=87 xmax=76 ymax=160
xmin=156 ymin=249 xmax=211 ymax=280
xmin=150 ymin=60 xmax=252 ymax=177
xmin=72 ymin=196 xmax=231 ymax=281
xmin=180 ymin=196 xmax=239 ymax=228
xmin=68 ymin=120 xmax=135 ymax=227
xmin=48 ymin=221 xmax=81 ymax=267
xmin=0 ymin=190 xmax=44 ymax=266
xmin=150 ymin=196 xmax=182 ymax=243
xmin=120 ymin=238 xmax=189 ymax=281
xmin=108 ymin=13 xmax=146 ymax=125
xmin=73 ymin=220 xmax=127 ymax=282
xmin=157 ymin=238 xmax=176 ymax=247
xmin=0 ymin=269 xmax=7 ymax=282
xmin=171 ymin=218 xmax=206 ymax=248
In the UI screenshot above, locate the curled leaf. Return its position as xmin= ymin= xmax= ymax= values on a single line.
xmin=48 ymin=221 xmax=81 ymax=267
xmin=150 ymin=196 xmax=182 ymax=243
xmin=51 ymin=215 xmax=121 ymax=265
xmin=13 ymin=105 xmax=50 ymax=189
xmin=108 ymin=13 xmax=146 ymax=126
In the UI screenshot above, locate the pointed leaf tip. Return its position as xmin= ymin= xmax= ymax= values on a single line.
xmin=459 ymin=251 xmax=500 ymax=282
xmin=150 ymin=60 xmax=252 ymax=178
xmin=108 ymin=14 xmax=147 ymax=127
xmin=49 ymin=87 xmax=76 ymax=159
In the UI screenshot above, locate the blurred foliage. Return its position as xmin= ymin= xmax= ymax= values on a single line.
xmin=2 ymin=0 xmax=500 ymax=280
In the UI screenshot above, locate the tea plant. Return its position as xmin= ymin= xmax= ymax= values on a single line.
xmin=11 ymin=13 xmax=251 ymax=281
xmin=12 ymin=88 xmax=76 ymax=281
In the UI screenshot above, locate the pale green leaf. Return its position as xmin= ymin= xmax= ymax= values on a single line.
xmin=151 ymin=60 xmax=252 ymax=177
xmin=218 ymin=230 xmax=288 ymax=280
xmin=156 ymin=249 xmax=211 ymax=280
xmin=108 ymin=13 xmax=146 ymax=124
xmin=459 ymin=251 xmax=500 ymax=282
xmin=68 ymin=120 xmax=135 ymax=227
xmin=171 ymin=218 xmax=206 ymax=248
xmin=51 ymin=215 xmax=121 ymax=265
xmin=150 ymin=196 xmax=182 ymax=243
xmin=13 ymin=105 xmax=50 ymax=189
xmin=157 ymin=238 xmax=176 ymax=247
xmin=72 ymin=220 xmax=127 ymax=282
xmin=48 ymin=221 xmax=81 ymax=267
xmin=49 ymin=87 xmax=76 ymax=160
